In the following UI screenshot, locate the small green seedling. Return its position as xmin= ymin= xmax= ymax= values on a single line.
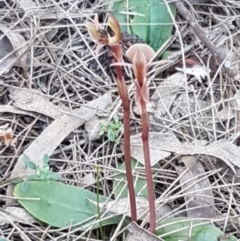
xmin=99 ymin=114 xmax=123 ymax=144
xmin=21 ymin=154 xmax=61 ymax=193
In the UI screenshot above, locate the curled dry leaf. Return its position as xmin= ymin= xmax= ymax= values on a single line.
xmin=125 ymin=222 xmax=163 ymax=241
xmin=214 ymin=107 xmax=234 ymax=123
xmin=45 ymin=28 xmax=58 ymax=41
xmin=84 ymin=116 xmax=106 ymax=141
xmin=81 ymin=173 xmax=96 ymax=186
xmin=0 ymin=105 xmax=45 ymax=121
xmin=176 ymin=156 xmax=216 ymax=218
xmin=9 ymin=88 xmax=63 ymax=119
xmin=0 ymin=124 xmax=15 ymax=147
xmin=177 ymin=56 xmax=217 ymax=73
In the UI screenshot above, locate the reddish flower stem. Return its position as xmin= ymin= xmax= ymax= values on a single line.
xmin=140 ymin=100 xmax=156 ymax=234
xmin=121 ymin=94 xmax=137 ymax=222
xmin=111 ymin=47 xmax=137 ymax=222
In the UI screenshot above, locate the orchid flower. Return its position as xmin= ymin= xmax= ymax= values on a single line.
xmin=126 ymin=44 xmax=155 ymax=113
xmin=86 ymin=14 xmax=123 ymax=62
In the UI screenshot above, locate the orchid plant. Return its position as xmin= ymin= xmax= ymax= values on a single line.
xmin=86 ymin=14 xmax=137 ymax=222
xmin=115 ymin=43 xmax=158 ymax=233
xmin=86 ymin=14 xmax=163 ymax=234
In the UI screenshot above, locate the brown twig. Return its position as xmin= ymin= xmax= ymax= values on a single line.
xmin=174 ymin=1 xmax=239 ymax=80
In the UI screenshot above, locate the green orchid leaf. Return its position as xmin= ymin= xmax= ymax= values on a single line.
xmin=156 ymin=217 xmax=238 ymax=241
xmin=113 ymin=158 xmax=154 ymax=199
xmin=161 ymin=50 xmax=173 ymax=60
xmin=14 ymin=180 xmax=125 ymax=229
xmin=104 ymin=0 xmax=176 ymax=51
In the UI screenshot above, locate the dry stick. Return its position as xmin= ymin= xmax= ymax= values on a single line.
xmin=174 ymin=1 xmax=239 ymax=80
xmin=111 ymin=49 xmax=137 ymax=222
xmin=140 ymin=100 xmax=156 ymax=234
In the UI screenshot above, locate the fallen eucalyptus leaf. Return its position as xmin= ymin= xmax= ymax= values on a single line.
xmin=176 ymin=156 xmax=216 ymax=218
xmin=9 ymin=88 xmax=63 ymax=119
xmin=0 ymin=105 xmax=45 ymax=121
xmin=176 ymin=139 xmax=239 ymax=173
xmin=130 ymin=132 xmax=240 ymax=173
